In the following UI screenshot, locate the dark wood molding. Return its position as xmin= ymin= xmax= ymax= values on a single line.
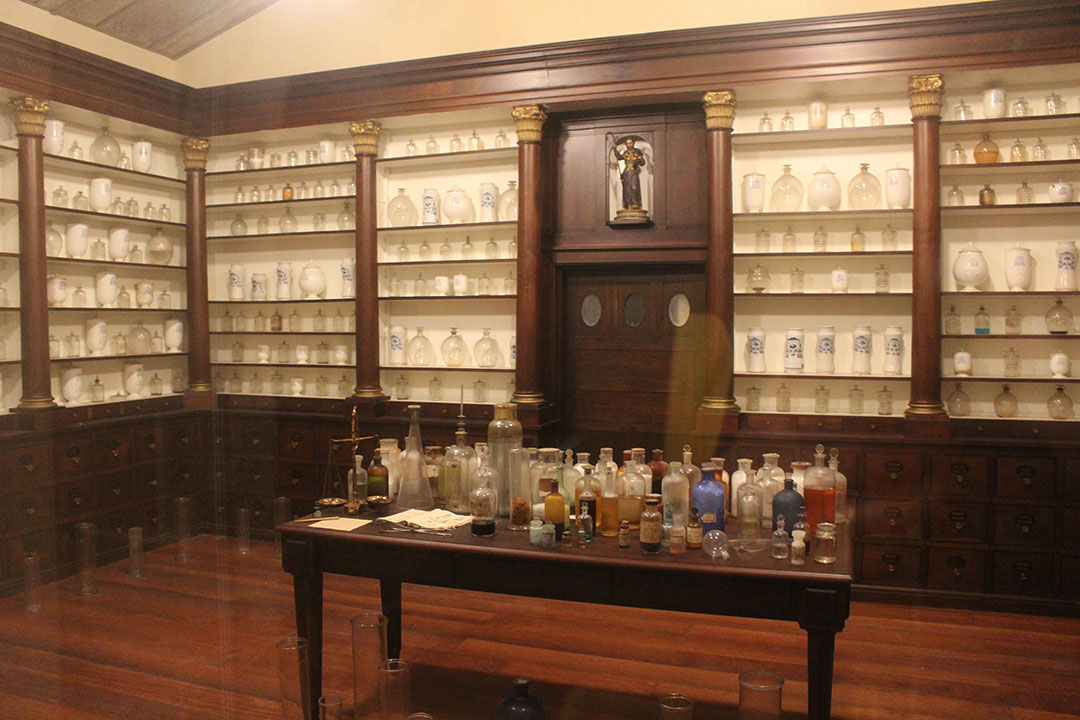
xmin=353 ymin=153 xmax=384 ymax=400
xmin=184 ymin=165 xmax=211 ymax=395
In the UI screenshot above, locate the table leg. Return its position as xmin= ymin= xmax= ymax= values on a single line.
xmin=806 ymin=627 xmax=836 ymax=720
xmin=380 ymin=578 xmax=402 ymax=658
xmin=293 ymin=569 xmax=323 ymax=720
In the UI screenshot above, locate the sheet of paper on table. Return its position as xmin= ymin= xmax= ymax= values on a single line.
xmin=309 ymin=518 xmax=372 ymax=531
xmin=379 ymin=509 xmax=471 ymax=530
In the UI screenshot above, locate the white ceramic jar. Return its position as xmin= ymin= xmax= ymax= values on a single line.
xmin=388 ymin=325 xmax=406 ymax=365
xmin=852 ymin=326 xmax=873 ymax=375
xmin=453 ymin=273 xmax=469 ymax=296
xmin=953 ymin=350 xmax=973 ymax=376
xmin=816 ymin=326 xmax=836 ymax=374
xmin=952 ymin=242 xmax=990 ymax=291
xmin=1004 ymin=246 xmax=1033 ymax=291
xmin=250 ymin=272 xmax=267 ymax=300
xmin=47 ymin=275 xmax=67 ymax=306
xmin=43 ymin=119 xmax=65 ymax=155
xmin=479 ymin=182 xmax=499 ymax=222
xmin=228 ymin=264 xmax=245 ymax=300
xmin=276 ymin=261 xmax=292 ymax=300
xmin=318 ymin=139 xmax=334 ymax=164
xmin=340 ymin=257 xmax=355 ymax=298
xmin=85 ymin=318 xmax=107 ymax=356
xmin=741 ymin=172 xmax=766 ymax=213
xmin=784 ymin=328 xmax=805 ymax=373
xmin=983 ymin=88 xmax=1007 ymax=118
xmin=295 ymin=345 xmax=310 ymax=364
xmin=89 ymin=177 xmax=112 ymax=212
xmin=290 ymin=377 xmax=304 ymax=396
xmin=94 ymin=271 xmax=117 ymax=307
xmin=807 ymin=166 xmax=842 ymax=210
xmin=1050 ymin=352 xmax=1071 ymax=378
xmin=65 ymin=223 xmax=89 ymax=258
xmin=422 ymin=188 xmax=440 ymax=225
xmin=61 ymin=366 xmax=83 ymax=404
xmin=883 ymin=326 xmax=904 ymax=375
xmin=831 ymin=267 xmax=849 ymax=293
xmin=442 ymin=187 xmax=474 ymax=223
xmin=334 ymin=345 xmax=349 ymax=365
xmin=107 ymin=227 xmax=130 ymax=261
xmin=746 ymin=327 xmax=767 ymax=373
xmin=135 ymin=281 xmax=154 ymax=308
xmin=885 ymin=167 xmax=911 ymax=209
xmin=433 ymin=275 xmax=451 ymax=296
xmin=1049 ymin=181 xmax=1074 ymax=203
xmin=165 ymin=318 xmax=184 ymax=352
xmin=807 ymin=100 xmax=829 ymax=129
xmin=298 ymin=261 xmax=327 ymax=299
xmin=1056 ymin=240 xmax=1078 ymax=291
xmin=132 ymin=140 xmax=152 ymax=173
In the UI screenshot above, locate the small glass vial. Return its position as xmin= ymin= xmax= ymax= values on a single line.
xmin=791 ymin=530 xmax=806 ymax=565
xmin=947 ymin=185 xmax=965 ymax=206
xmin=1046 ymin=93 xmax=1066 ymax=115
xmin=771 ymin=521 xmax=790 ymax=559
xmin=789 ymin=268 xmax=804 ymax=294
xmin=758 ymin=110 xmax=773 ymax=132
xmin=1016 ymin=182 xmax=1035 ymax=204
xmin=881 ymin=224 xmax=898 ymax=251
xmin=814 ymin=385 xmax=830 ymax=414
xmin=947 ymin=143 xmax=967 ymax=165
xmin=405 ymin=139 xmax=417 ymax=156
xmin=813 ymin=523 xmax=837 ymax=564
xmin=668 ymin=526 xmax=686 ymax=554
xmin=395 ymin=374 xmax=410 ymax=400
xmin=974 ymin=305 xmax=991 ymax=334
xmin=745 ymin=385 xmax=761 ymax=411
xmin=495 ymin=130 xmax=510 ymax=149
xmin=781 ymin=227 xmax=797 ymax=252
xmin=540 ymin=522 xmax=556 ymax=550
xmin=812 ymin=226 xmax=828 ymax=252
xmin=71 ymin=285 xmax=87 ymax=308
xmin=870 ymin=106 xmax=885 ymax=126
xmin=1010 ymin=138 xmax=1028 ymax=163
xmin=149 ymin=373 xmax=163 ymax=396
xmin=840 ymin=107 xmax=856 ymax=128
xmin=776 ymin=383 xmax=791 ymax=412
xmin=529 ymin=518 xmax=543 ymax=545
xmin=1069 ymin=137 xmax=1080 ymax=160
xmin=944 ymin=304 xmax=961 ymax=335
xmin=874 ymin=264 xmax=890 ymax=294
xmin=1005 ymin=304 xmax=1023 ymax=335
xmin=1004 ymin=346 xmax=1021 ymax=377
xmin=754 ymin=229 xmax=770 ymax=252
xmin=618 ymin=520 xmax=631 ymax=549
xmin=780 ymin=110 xmax=795 ymax=131
xmin=953 ymin=99 xmax=973 ymax=120
xmin=461 ymin=236 xmax=475 ymax=259
xmin=468 ymin=130 xmax=483 ymax=151
xmin=425 ymin=136 xmax=439 ymax=154
xmin=848 ymin=385 xmax=865 ymax=414
xmin=850 ymin=226 xmax=866 ymax=252
xmin=686 ymin=509 xmax=702 ymax=550
xmin=90 ymin=376 xmax=105 ymax=403
xmin=978 ymin=184 xmax=996 ymax=206
xmin=877 ymin=386 xmax=894 ymax=416
xmin=1032 ymin=138 xmax=1050 ymax=161
xmin=1011 ymin=97 xmax=1031 ymax=117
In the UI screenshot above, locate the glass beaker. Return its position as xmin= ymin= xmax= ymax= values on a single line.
xmin=738 ymin=670 xmax=784 ymax=720
xmin=813 ymin=522 xmax=837 ymax=564
xmin=352 ymin=612 xmax=389 ymax=720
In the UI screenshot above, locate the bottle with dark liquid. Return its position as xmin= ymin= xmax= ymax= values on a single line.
xmin=367 ymin=450 xmax=389 ymax=502
xmin=470 ymin=478 xmax=496 ymax=537
xmin=648 ymin=449 xmax=669 ymax=495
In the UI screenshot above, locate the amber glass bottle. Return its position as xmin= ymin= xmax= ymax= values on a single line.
xmin=686 ymin=508 xmax=703 ymax=550
xmin=640 ymin=498 xmax=662 ymax=554
xmin=544 ymin=473 xmax=566 ymax=541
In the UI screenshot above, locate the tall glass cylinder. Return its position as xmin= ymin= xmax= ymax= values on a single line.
xmin=274 ymin=496 xmax=292 ymax=560
xmin=508 ymin=447 xmax=533 ymax=530
xmin=739 ymin=670 xmax=784 ymax=720
xmin=128 ymin=526 xmax=145 ymax=577
xmin=488 ymin=403 xmax=523 ymax=518
xmin=237 ymin=508 xmax=251 ymax=555
xmin=379 ymin=659 xmax=410 ymax=720
xmin=176 ymin=495 xmax=193 ymax=561
xmin=24 ymin=555 xmax=42 ymax=613
xmin=352 ymin=613 xmax=389 ymax=720
xmin=75 ymin=521 xmax=98 ymax=595
xmin=277 ymin=636 xmax=310 ymax=720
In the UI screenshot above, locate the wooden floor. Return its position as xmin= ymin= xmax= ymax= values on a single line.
xmin=0 ymin=535 xmax=1078 ymax=720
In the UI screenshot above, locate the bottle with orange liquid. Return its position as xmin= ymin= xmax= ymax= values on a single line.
xmin=803 ymin=444 xmax=836 ymax=531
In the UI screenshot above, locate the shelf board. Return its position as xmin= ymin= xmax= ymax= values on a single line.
xmin=59 ymin=391 xmax=182 ymax=408
xmin=43 ymin=152 xmax=185 ymax=189
xmin=45 ymin=205 xmax=185 ymax=229
xmin=0 ymin=197 xmax=18 ymax=207
xmin=378 ymin=257 xmax=516 ymax=267
xmin=209 ymin=298 xmax=354 ymax=305
xmin=378 ymin=294 xmax=516 ymax=301
xmin=377 ymin=220 xmax=515 ymax=235
xmin=734 ymin=209 xmax=912 ymax=223
xmin=941 ymin=202 xmax=1080 ymax=218
xmin=209 ymin=330 xmax=353 ymax=336
xmin=205 ymin=160 xmax=353 ymax=180
xmin=380 ymin=365 xmax=514 ymax=373
xmin=735 ymin=372 xmax=909 ymax=380
xmin=207 ymin=230 xmax=352 ymax=243
xmin=734 ymin=291 xmax=912 ymax=298
xmin=732 ymin=124 xmax=913 ymax=146
xmin=377 ymin=147 xmax=517 ymax=168
xmin=206 ymin=195 xmax=354 ymax=211
xmin=733 ymin=250 xmax=911 ymax=259
xmin=48 ymin=306 xmax=185 ymax=313
xmin=941 ymin=290 xmax=1080 ymax=297
xmin=942 ymin=375 xmax=1080 ymax=383
xmin=0 ymin=307 xmax=20 ymax=312
xmin=942 ymin=333 xmax=1079 ymax=339
xmin=949 ymin=412 xmax=1079 ymax=422
xmin=45 ymin=255 xmax=186 ymax=272
xmin=212 ymin=361 xmax=352 ymax=368
xmin=52 ymin=352 xmax=186 ymax=363
xmin=0 ymin=358 xmax=20 ymax=365
xmin=0 ymin=145 xmax=16 ymax=156
xmin=939 ymin=112 xmax=1080 ymax=138
xmin=939 ymin=158 xmax=1080 ymax=179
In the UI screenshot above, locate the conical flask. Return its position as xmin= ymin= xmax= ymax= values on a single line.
xmin=395 ymin=405 xmax=434 ymax=509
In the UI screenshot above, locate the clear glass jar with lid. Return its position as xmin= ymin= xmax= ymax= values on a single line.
xmin=870 ymin=106 xmax=885 ymax=126
xmin=1033 ymin=138 xmax=1050 ymax=161
xmin=1003 ymin=346 xmax=1021 ymax=377
xmin=758 ymin=111 xmax=773 ymax=132
xmin=776 ymin=383 xmax=791 ymax=412
xmin=877 ymin=386 xmax=894 ymax=415
xmin=847 ymin=163 xmax=882 ymax=209
xmin=406 ymin=327 xmax=434 ymax=366
xmin=947 ymin=143 xmax=967 ymax=165
xmin=782 ymin=227 xmax=797 ymax=252
xmin=770 ymin=165 xmax=803 ymax=212
xmin=803 ymin=445 xmax=835 ymax=530
xmin=848 ymin=384 xmax=865 ymax=414
xmin=779 ymin=110 xmax=795 ymax=131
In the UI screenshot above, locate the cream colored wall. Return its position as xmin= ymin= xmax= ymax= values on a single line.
xmin=2 ymin=0 xmax=992 ymax=88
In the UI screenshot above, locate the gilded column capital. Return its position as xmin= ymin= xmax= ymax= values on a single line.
xmin=7 ymin=96 xmax=49 ymax=136
xmin=512 ymin=105 xmax=547 ymax=143
xmin=702 ymin=90 xmax=736 ymax=130
xmin=908 ymin=74 xmax=945 ymax=119
xmin=349 ymin=121 xmax=382 ymax=157
xmin=182 ymin=138 xmax=210 ymax=170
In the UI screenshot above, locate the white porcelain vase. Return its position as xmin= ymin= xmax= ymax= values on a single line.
xmin=107 ymin=227 xmax=130 ymax=261
xmin=741 ymin=172 xmax=766 ymax=213
xmin=1049 ymin=182 xmax=1074 ymax=203
xmin=257 ymin=344 xmax=270 ymax=363
xmin=124 ymin=363 xmax=145 ymax=397
xmin=1050 ymin=352 xmax=1071 ymax=378
xmin=340 ymin=257 xmax=356 ymax=298
xmin=433 ymin=275 xmax=451 ymax=296
xmin=479 ymin=182 xmax=499 ymax=222
xmin=1056 ymin=240 xmax=1078 ymax=291
xmin=228 ymin=264 xmax=245 ymax=300
xmin=442 ymin=187 xmax=475 ymax=223
xmin=135 ymin=281 xmax=154 ymax=308
xmin=1005 ymin=246 xmax=1033 ymax=291
xmin=852 ymin=326 xmax=873 ymax=374
xmin=816 ymin=326 xmax=836 ymax=374
xmin=85 ymin=318 xmax=107 ymax=356
xmin=61 ymin=367 xmax=83 ymax=404
xmin=65 ymin=223 xmax=89 ymax=258
xmin=89 ymin=178 xmax=112 ymax=212
xmin=953 ymin=242 xmax=990 ymax=291
xmin=883 ymin=326 xmax=904 ymax=375
xmin=298 ymin=261 xmax=327 ymax=299
xmin=276 ymin=261 xmax=292 ymax=300
xmin=746 ymin=327 xmax=766 ymax=372
xmin=885 ymin=167 xmax=911 ymax=209
xmin=452 ymin=273 xmax=469 ymax=296
xmin=47 ymin=275 xmax=67 ymax=307
xmin=95 ymin=271 xmax=117 ymax=307
xmin=953 ymin=350 xmax=973 ymax=376
xmin=983 ymin=88 xmax=1007 ymax=118
xmin=43 ymin=119 xmax=65 ymax=155
xmin=807 ymin=167 xmax=842 ymax=210
xmin=784 ymin=328 xmax=804 ymax=373
xmin=165 ymin=318 xmax=184 ymax=352
xmin=132 ymin=140 xmax=152 ymax=173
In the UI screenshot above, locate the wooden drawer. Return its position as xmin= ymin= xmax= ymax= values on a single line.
xmin=863 ymin=452 xmax=923 ymax=496
xmin=1065 ymin=457 xmax=1080 ymax=503
xmin=276 ymin=462 xmax=321 ymax=499
xmin=1065 ymin=509 xmax=1080 ymax=550
xmin=169 ymin=458 xmax=200 ymax=497
xmin=132 ymin=463 xmax=169 ymax=501
xmin=929 ymin=502 xmax=988 ymax=543
xmin=2 ymin=443 xmax=49 ymax=492
xmin=240 ymin=420 xmax=278 ymax=457
xmin=233 ymin=494 xmax=276 ymax=531
xmin=1062 ymin=555 xmax=1080 ymax=598
xmin=996 ymin=456 xmax=1056 ymax=500
xmin=6 ymin=527 xmax=68 ymax=577
xmin=859 ymin=544 xmax=921 ymax=586
xmin=168 ymin=419 xmax=200 ymax=456
xmin=861 ymin=499 xmax=923 ymax=540
xmin=233 ymin=459 xmax=277 ymax=495
xmin=930 ymin=455 xmax=989 ymax=497
xmin=132 ymin=426 xmax=164 ymax=461
xmin=97 ymin=471 xmax=134 ymax=509
xmin=927 ymin=547 xmax=986 ymax=592
xmin=53 ymin=478 xmax=97 ymax=520
xmin=98 ymin=510 xmax=134 ymax=553
xmin=743 ymin=414 xmax=796 ymax=432
xmin=2 ymin=487 xmax=54 ymax=535
xmin=91 ymin=430 xmax=132 ymax=471
xmin=279 ymin=425 xmax=316 ymax=460
xmin=796 ymin=415 xmax=843 ymax=432
xmin=992 ymin=551 xmax=1054 ymax=596
xmin=53 ymin=435 xmax=93 ymax=476
xmin=993 ymin=505 xmax=1055 ymax=549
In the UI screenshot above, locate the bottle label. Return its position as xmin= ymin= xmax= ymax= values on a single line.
xmin=701 ymin=512 xmax=716 ymax=524
xmin=640 ymin=519 xmax=661 ymax=544
xmin=687 ymin=526 xmax=702 ymax=545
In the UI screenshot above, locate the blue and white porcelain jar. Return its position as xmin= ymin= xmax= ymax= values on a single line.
xmin=784 ymin=328 xmax=805 ymax=373
xmin=816 ymin=325 xmax=835 ymax=374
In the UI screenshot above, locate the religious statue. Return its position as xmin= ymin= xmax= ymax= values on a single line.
xmin=610 ymin=134 xmax=651 ymax=225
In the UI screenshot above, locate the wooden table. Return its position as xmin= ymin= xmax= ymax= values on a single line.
xmin=280 ymin=518 xmax=852 ymax=720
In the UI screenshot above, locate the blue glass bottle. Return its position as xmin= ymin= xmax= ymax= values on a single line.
xmin=772 ymin=473 xmax=805 ymax=534
xmin=691 ymin=465 xmax=725 ymax=534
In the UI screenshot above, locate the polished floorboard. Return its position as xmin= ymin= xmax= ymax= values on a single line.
xmin=0 ymin=535 xmax=1077 ymax=720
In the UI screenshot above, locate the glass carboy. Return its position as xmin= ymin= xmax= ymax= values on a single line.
xmin=440 ymin=328 xmax=468 ymax=366
xmin=847 ymin=163 xmax=882 ymax=210
xmin=406 ymin=327 xmax=434 ymax=366
xmin=770 ymin=165 xmax=804 ymax=212
xmin=473 ymin=329 xmax=500 ymax=367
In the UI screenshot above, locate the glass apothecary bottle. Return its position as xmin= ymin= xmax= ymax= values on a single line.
xmin=270 ymin=309 xmax=283 ymax=332
xmin=746 ymin=264 xmax=770 ymax=293
xmin=776 ymin=383 xmax=791 ymax=412
xmin=814 ymin=385 xmax=830 ymax=413
xmin=974 ymin=305 xmax=991 ymax=334
xmin=90 ymin=127 xmax=121 ymax=165
xmin=406 ymin=327 xmax=435 ymax=366
xmin=474 ymin=329 xmax=499 ymax=367
xmin=770 ymin=165 xmax=803 ymax=212
xmin=947 ymin=185 xmax=965 ymax=206
xmin=979 ymin=184 xmax=996 ymax=206
xmin=449 ymin=134 xmax=464 ymax=153
xmin=789 ymin=268 xmax=804 ymax=294
xmin=337 ymin=203 xmax=355 ymax=230
xmin=848 ymin=163 xmax=882 ymax=209
xmin=396 ymin=241 xmax=409 ymax=262
xmin=1070 ymin=137 xmax=1080 ymax=160
xmin=1046 ymin=93 xmax=1066 ymax=115
xmin=148 ymin=373 xmax=163 ymax=396
xmin=90 ymin=376 xmax=105 ymax=403
xmin=745 ymin=385 xmax=761 ymax=411
xmin=288 ymin=309 xmax=302 ymax=331
xmin=315 ymin=374 xmax=329 ymax=396
xmin=880 ymin=224 xmax=898 ymax=251
xmin=974 ymin=134 xmax=1000 ymax=163
xmin=270 ymin=372 xmax=284 ymax=395
xmin=840 ymin=107 xmax=856 ymax=128
xmin=338 ymin=374 xmax=350 ymax=396
xmin=277 ymin=341 xmax=290 ymax=363
xmin=394 ymin=374 xmax=410 ymax=400
xmin=116 ymin=286 xmax=131 ymax=309
xmin=1011 ymin=97 xmax=1031 ymax=116
xmin=111 ymin=333 xmax=127 ymax=356
xmin=265 ymin=184 xmax=277 ymax=202
xmin=440 ymin=328 xmax=467 ymax=366
xmin=850 ymin=226 xmax=866 ymax=251
xmin=329 ymin=180 xmax=341 ymax=197
xmin=461 ymin=236 xmax=475 ymax=259
xmin=874 ymin=264 xmax=890 ymax=294
xmin=782 ymin=227 xmax=797 ymax=252
xmin=1048 ymin=385 xmax=1074 ymax=419
xmin=947 ymin=143 xmax=967 ymax=165
xmin=1005 ymin=304 xmax=1023 ymax=335
xmin=945 ymin=382 xmax=970 ymax=416
xmin=71 ymin=285 xmax=86 ymax=307
xmin=994 ymin=384 xmax=1018 ymax=418
xmin=1003 ymin=346 xmax=1021 ymax=377
xmin=52 ymin=185 xmax=69 ymax=207
xmin=1010 ymin=138 xmax=1028 ymax=162
xmin=780 ymin=110 xmax=795 ymax=131
xmin=813 ymin=226 xmax=828 ymax=251
xmin=485 ymin=237 xmax=500 ymax=259
xmin=848 ymin=385 xmax=865 ymax=414
xmin=867 ymin=106 xmax=884 ymax=126
xmin=877 ymin=386 xmax=894 ymax=415
xmin=1027 ymin=138 xmax=1050 ymax=164
xmin=425 ymin=136 xmax=439 ymax=154
xmin=473 ymin=378 xmax=487 ymax=403
xmin=250 ymin=372 xmax=264 ymax=394
xmin=229 ymin=372 xmax=243 ymax=393
xmin=316 ymin=342 xmax=330 ymax=364
xmin=953 ymin=99 xmax=972 ymax=120
xmin=1045 ymin=298 xmax=1074 ymax=334
xmin=279 ymin=207 xmax=298 ymax=233
xmin=754 ymin=229 xmax=771 ymax=253
xmin=428 ymin=376 xmax=443 ymax=401
xmin=1016 ymin=182 xmax=1035 ymax=204
xmin=48 ymin=334 xmax=60 ymax=358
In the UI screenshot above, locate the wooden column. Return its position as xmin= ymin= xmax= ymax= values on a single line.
xmin=349 ymin=121 xmax=385 ymax=400
xmin=696 ymin=90 xmax=739 ymax=434
xmin=905 ymin=75 xmax=948 ymax=425
xmin=511 ymin=105 xmax=547 ymax=406
xmin=8 ymin=97 xmax=55 ymax=411
xmin=182 ymin=138 xmax=213 ymax=406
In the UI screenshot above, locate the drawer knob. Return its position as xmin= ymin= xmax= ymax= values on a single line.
xmin=112 ymin=486 xmax=121 ymax=496
xmin=1021 ymin=524 xmax=1030 ymax=534
xmin=1023 ymin=477 xmax=1032 ymax=486
xmin=251 ymin=437 xmax=261 ymax=446
xmin=953 ymin=568 xmax=962 ymax=577
xmin=181 ymin=435 xmax=190 ymax=445
xmin=1019 ymin=572 xmax=1029 ymax=580
xmin=954 ymin=475 xmax=965 ymax=484
xmin=25 ymin=506 xmax=36 ymax=517
xmin=887 ymin=564 xmax=896 ymax=573
xmin=954 ymin=520 xmax=965 ymax=530
xmin=290 ymin=432 xmax=303 ymax=448
xmin=110 ymin=440 xmax=121 ymax=457
xmin=19 ymin=453 xmax=34 ymax=472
